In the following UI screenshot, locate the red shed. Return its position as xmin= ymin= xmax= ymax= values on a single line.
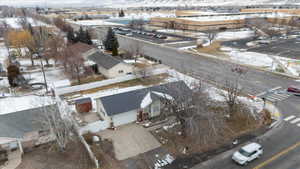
xmin=75 ymin=97 xmax=92 ymax=113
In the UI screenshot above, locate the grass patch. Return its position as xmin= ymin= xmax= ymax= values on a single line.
xmin=196 ymin=41 xmax=229 ymax=57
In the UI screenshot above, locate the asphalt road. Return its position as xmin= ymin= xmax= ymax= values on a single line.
xmin=118 ymin=35 xmax=300 ymax=95
xmin=117 ymin=35 xmax=300 ymax=169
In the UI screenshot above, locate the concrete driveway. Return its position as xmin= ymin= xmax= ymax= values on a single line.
xmin=98 ymin=124 xmax=161 ymax=160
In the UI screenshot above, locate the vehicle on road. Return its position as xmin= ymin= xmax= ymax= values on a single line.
xmin=287 ymin=86 xmax=300 ymax=95
xmin=232 ymin=142 xmax=263 ymax=165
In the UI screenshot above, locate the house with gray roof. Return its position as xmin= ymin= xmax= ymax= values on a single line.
xmin=0 ymin=105 xmax=57 ymax=152
xmin=95 ymin=81 xmax=191 ymax=127
xmin=87 ymin=51 xmax=133 ymax=78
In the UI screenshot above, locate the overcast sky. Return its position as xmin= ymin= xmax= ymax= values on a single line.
xmin=0 ymin=0 xmax=117 ymax=7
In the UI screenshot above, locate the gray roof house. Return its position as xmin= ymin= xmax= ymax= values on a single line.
xmin=96 ymin=81 xmax=191 ymax=127
xmin=0 ymin=105 xmax=57 ymax=151
xmin=88 ymin=51 xmax=133 ymax=78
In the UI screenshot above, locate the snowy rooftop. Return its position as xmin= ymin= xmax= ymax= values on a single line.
xmin=0 ymin=95 xmax=53 ymax=115
xmin=183 ymin=12 xmax=293 ymax=22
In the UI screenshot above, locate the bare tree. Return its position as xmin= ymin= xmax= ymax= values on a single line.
xmin=128 ymin=40 xmax=144 ymax=62
xmin=39 ymin=99 xmax=75 ymax=152
xmin=60 ymin=45 xmax=85 ymax=84
xmin=207 ymin=32 xmax=216 ymax=44
xmin=222 ymin=66 xmax=248 ymax=117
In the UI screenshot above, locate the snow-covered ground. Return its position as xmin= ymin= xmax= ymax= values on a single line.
xmin=0 ymin=17 xmax=49 ymax=29
xmin=226 ymin=50 xmax=300 ymax=76
xmin=228 ymin=51 xmax=275 ymax=68
xmin=216 ymin=30 xmax=255 ymax=41
xmin=0 ymin=43 xmax=8 ymax=68
xmin=23 ymin=68 xmax=67 ymax=84
xmin=69 ymin=19 xmax=124 ymax=26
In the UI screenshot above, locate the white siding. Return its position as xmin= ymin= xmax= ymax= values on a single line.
xmin=112 ymin=109 xmax=137 ymax=127
xmin=150 ymin=100 xmax=161 ymax=117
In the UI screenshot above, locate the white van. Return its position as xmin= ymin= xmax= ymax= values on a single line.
xmin=232 ymin=142 xmax=263 ymax=165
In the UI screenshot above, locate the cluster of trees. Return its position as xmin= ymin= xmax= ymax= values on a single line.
xmin=103 ymin=27 xmax=119 ymax=56
xmin=67 ymin=26 xmax=93 ymax=45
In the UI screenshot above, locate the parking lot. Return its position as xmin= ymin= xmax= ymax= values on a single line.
xmin=248 ymin=38 xmax=300 ymax=59
xmin=113 ymin=27 xmax=196 ymax=44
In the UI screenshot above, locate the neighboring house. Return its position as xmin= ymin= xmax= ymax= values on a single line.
xmin=68 ymin=42 xmax=98 ymax=59
xmin=95 ymin=81 xmax=191 ymax=127
xmin=0 ymin=105 xmax=57 ymax=153
xmin=88 ymin=51 xmax=133 ymax=78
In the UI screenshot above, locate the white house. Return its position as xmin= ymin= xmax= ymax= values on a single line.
xmin=87 ymin=51 xmax=133 ymax=78
xmin=95 ymin=81 xmax=191 ymax=127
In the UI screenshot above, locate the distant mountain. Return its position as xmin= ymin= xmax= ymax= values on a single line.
xmin=1 ymin=0 xmax=300 ymax=8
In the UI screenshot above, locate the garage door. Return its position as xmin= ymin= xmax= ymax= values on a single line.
xmin=112 ymin=110 xmax=137 ymax=127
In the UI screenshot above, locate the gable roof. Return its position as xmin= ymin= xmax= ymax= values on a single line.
xmin=87 ymin=51 xmax=122 ymax=69
xmin=68 ymin=42 xmax=95 ymax=54
xmin=0 ymin=105 xmax=57 ymax=139
xmin=99 ymin=81 xmax=191 ymax=116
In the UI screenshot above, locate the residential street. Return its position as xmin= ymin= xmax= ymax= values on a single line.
xmin=118 ymin=35 xmax=300 ymax=169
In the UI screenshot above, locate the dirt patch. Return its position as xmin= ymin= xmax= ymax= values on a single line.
xmin=196 ymin=41 xmax=228 ymax=57
xmin=83 ymin=133 xmax=123 ymax=169
xmin=64 ymin=73 xmax=169 ymax=97
xmin=16 ymin=140 xmax=94 ymax=169
xmin=71 ymin=75 xmax=106 ymax=86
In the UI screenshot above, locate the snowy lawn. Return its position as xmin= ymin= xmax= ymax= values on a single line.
xmin=23 ymin=68 xmax=68 ymax=84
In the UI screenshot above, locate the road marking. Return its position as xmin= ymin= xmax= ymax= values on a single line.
xmin=290 ymin=118 xmax=300 ymax=124
xmin=252 ymin=141 xmax=300 ymax=169
xmin=284 ymin=115 xmax=296 ymax=121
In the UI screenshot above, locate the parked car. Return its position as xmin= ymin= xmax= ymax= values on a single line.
xmin=287 ymin=86 xmax=300 ymax=95
xmin=232 ymin=142 xmax=263 ymax=165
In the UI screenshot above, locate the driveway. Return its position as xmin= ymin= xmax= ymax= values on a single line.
xmin=98 ymin=124 xmax=161 ymax=160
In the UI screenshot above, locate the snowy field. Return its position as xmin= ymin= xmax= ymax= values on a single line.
xmin=0 ymin=17 xmax=49 ymax=29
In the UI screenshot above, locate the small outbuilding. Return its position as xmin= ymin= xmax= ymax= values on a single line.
xmin=75 ymin=97 xmax=93 ymax=113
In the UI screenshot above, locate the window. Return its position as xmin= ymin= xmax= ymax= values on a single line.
xmin=118 ymin=70 xmax=124 ymax=74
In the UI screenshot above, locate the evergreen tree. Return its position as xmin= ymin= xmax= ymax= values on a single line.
xmin=76 ymin=26 xmax=85 ymax=43
xmin=112 ymin=45 xmax=118 ymax=56
xmin=67 ymin=29 xmax=76 ymax=44
xmin=104 ymin=27 xmax=119 ymax=53
xmin=85 ymin=30 xmax=93 ymax=45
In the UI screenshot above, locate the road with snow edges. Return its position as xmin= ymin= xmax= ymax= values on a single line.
xmin=116 ymin=34 xmax=300 ymax=169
